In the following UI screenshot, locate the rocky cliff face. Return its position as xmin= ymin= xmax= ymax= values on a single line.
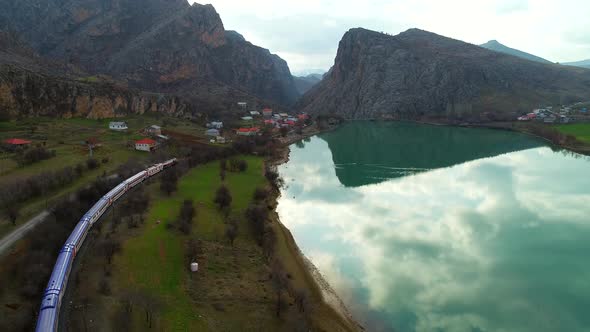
xmin=298 ymin=28 xmax=590 ymax=120
xmin=0 ymin=0 xmax=298 ymax=106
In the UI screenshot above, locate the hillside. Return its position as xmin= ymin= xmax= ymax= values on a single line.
xmin=0 ymin=0 xmax=298 ymax=106
xmin=298 ymin=28 xmax=590 ymax=120
xmin=480 ymin=40 xmax=552 ymax=64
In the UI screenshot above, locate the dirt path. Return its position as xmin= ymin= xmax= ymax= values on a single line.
xmin=0 ymin=210 xmax=50 ymax=256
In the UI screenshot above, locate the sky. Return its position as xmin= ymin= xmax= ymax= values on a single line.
xmin=193 ymin=0 xmax=590 ymax=75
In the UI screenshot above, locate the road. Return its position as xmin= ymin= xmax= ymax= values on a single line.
xmin=0 ymin=210 xmax=51 ymax=256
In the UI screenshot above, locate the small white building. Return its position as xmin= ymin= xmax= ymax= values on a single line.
xmin=146 ymin=125 xmax=162 ymax=136
xmin=207 ymin=121 xmax=223 ymax=129
xmin=109 ymin=121 xmax=128 ymax=131
xmin=250 ymin=111 xmax=261 ymax=116
xmin=205 ymin=129 xmax=220 ymax=137
xmin=135 ymin=138 xmax=157 ymax=152
xmin=216 ymin=136 xmax=226 ymax=144
xmin=241 ymin=116 xmax=253 ymax=121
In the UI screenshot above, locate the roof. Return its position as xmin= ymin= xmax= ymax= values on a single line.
xmin=238 ymin=127 xmax=260 ymax=132
xmin=150 ymin=125 xmax=161 ymax=129
xmin=110 ymin=121 xmax=127 ymax=125
xmin=262 ymin=108 xmax=273 ymax=113
xmin=136 ymin=138 xmax=156 ymax=145
xmin=4 ymin=138 xmax=32 ymax=145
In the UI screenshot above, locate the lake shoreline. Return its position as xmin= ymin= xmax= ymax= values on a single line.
xmin=268 ymin=135 xmax=364 ymax=332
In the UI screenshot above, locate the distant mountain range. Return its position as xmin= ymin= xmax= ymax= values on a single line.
xmin=293 ymin=73 xmax=324 ymax=95
xmin=563 ymin=59 xmax=590 ymax=68
xmin=480 ymin=40 xmax=552 ymax=64
xmin=298 ymin=28 xmax=590 ymax=120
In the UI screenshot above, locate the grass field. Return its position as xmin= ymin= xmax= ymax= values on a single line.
xmin=0 ymin=115 xmax=205 ymax=237
xmin=101 ymin=156 xmax=291 ymax=331
xmin=556 ymin=123 xmax=590 ymax=144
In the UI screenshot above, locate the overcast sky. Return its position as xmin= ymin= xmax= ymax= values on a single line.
xmin=193 ymin=0 xmax=590 ymax=75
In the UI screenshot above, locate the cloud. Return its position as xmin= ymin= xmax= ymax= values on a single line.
xmin=195 ymin=0 xmax=590 ymax=71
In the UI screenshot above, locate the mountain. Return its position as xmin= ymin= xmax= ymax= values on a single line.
xmin=0 ymin=0 xmax=298 ymax=106
xmin=293 ymin=74 xmax=323 ymax=95
xmin=480 ymin=40 xmax=552 ymax=64
xmin=563 ymin=59 xmax=590 ymax=69
xmin=298 ymin=28 xmax=590 ymax=121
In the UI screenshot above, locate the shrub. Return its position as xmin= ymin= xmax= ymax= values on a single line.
xmin=86 ymin=158 xmax=99 ymax=170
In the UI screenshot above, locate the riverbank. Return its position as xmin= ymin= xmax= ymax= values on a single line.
xmin=268 ymin=135 xmax=363 ymax=332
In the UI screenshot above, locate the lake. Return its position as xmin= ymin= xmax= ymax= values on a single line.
xmin=277 ymin=122 xmax=590 ymax=332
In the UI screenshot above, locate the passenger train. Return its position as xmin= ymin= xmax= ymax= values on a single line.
xmin=35 ymin=159 xmax=177 ymax=332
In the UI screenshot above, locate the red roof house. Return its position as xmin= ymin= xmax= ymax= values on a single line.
xmin=237 ymin=127 xmax=260 ymax=136
xmin=4 ymin=138 xmax=32 ymax=145
xmin=135 ymin=138 xmax=157 ymax=152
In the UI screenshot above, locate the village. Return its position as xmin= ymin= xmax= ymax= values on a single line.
xmin=517 ymin=102 xmax=590 ymax=124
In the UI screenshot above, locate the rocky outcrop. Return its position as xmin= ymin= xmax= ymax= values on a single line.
xmin=298 ymin=28 xmax=590 ymax=120
xmin=0 ymin=64 xmax=197 ymax=119
xmin=480 ymin=40 xmax=552 ymax=64
xmin=0 ymin=0 xmax=298 ymax=106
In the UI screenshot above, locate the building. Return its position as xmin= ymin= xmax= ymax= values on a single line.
xmin=135 ymin=138 xmax=157 ymax=152
xmin=241 ymin=116 xmax=253 ymax=121
xmin=262 ymin=108 xmax=273 ymax=118
xmin=237 ymin=127 xmax=260 ymax=136
xmin=298 ymin=114 xmax=310 ymax=121
xmin=146 ymin=125 xmax=162 ymax=136
xmin=216 ymin=136 xmax=227 ymax=144
xmin=279 ymin=113 xmax=289 ymax=118
xmin=205 ymin=129 xmax=220 ymax=137
xmin=109 ymin=122 xmax=128 ymax=131
xmin=209 ymin=121 xmax=223 ymax=129
xmin=3 ymin=138 xmax=32 ymax=148
xmin=250 ymin=111 xmax=261 ymax=116
xmin=544 ymin=116 xmax=557 ymax=124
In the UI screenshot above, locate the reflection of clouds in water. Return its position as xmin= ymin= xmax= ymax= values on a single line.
xmin=278 ymin=140 xmax=590 ymax=332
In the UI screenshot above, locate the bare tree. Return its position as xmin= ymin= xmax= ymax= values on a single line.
xmin=214 ymin=185 xmax=232 ymax=213
xmin=271 ymin=260 xmax=289 ymax=318
xmin=225 ymin=218 xmax=238 ymax=247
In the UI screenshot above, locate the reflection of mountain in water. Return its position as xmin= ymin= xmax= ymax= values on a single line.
xmin=319 ymin=122 xmax=544 ymax=187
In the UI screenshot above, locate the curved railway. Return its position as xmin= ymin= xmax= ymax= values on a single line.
xmin=35 ymin=159 xmax=177 ymax=332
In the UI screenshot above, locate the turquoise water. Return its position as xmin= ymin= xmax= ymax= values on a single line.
xmin=277 ymin=122 xmax=590 ymax=332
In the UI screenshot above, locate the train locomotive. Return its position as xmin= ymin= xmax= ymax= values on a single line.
xmin=35 ymin=159 xmax=177 ymax=332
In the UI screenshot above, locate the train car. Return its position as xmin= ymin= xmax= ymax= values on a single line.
xmin=107 ymin=182 xmax=128 ymax=203
xmin=36 ymin=245 xmax=75 ymax=332
xmin=126 ymin=171 xmax=147 ymax=189
xmin=36 ymin=160 xmax=177 ymax=332
xmin=65 ymin=220 xmax=91 ymax=253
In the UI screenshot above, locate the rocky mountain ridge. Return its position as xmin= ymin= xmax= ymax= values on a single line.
xmin=480 ymin=40 xmax=552 ymax=64
xmin=0 ymin=0 xmax=299 ymax=108
xmin=298 ymin=28 xmax=590 ymax=120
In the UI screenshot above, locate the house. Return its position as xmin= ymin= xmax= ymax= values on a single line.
xmin=241 ymin=116 xmax=253 ymax=121
xmin=279 ymin=113 xmax=289 ymax=118
xmin=237 ymin=127 xmax=260 ymax=136
xmin=109 ymin=121 xmax=128 ymax=131
xmin=298 ymin=114 xmax=309 ymax=121
xmin=146 ymin=125 xmax=162 ymax=136
xmin=216 ymin=136 xmax=226 ymax=144
xmin=3 ymin=138 xmax=32 ymax=148
xmin=250 ymin=111 xmax=261 ymax=116
xmin=135 ymin=138 xmax=157 ymax=152
xmin=544 ymin=116 xmax=557 ymax=124
xmin=207 ymin=121 xmax=223 ymax=129
xmin=264 ymin=119 xmax=275 ymax=126
xmin=262 ymin=108 xmax=273 ymax=118
xmin=206 ymin=129 xmax=220 ymax=137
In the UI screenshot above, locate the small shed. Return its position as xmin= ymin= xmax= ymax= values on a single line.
xmin=205 ymin=129 xmax=220 ymax=137
xmin=146 ymin=125 xmax=162 ymax=136
xmin=135 ymin=138 xmax=157 ymax=152
xmin=109 ymin=122 xmax=128 ymax=131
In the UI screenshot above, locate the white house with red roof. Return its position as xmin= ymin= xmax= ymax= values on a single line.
xmin=135 ymin=138 xmax=157 ymax=152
